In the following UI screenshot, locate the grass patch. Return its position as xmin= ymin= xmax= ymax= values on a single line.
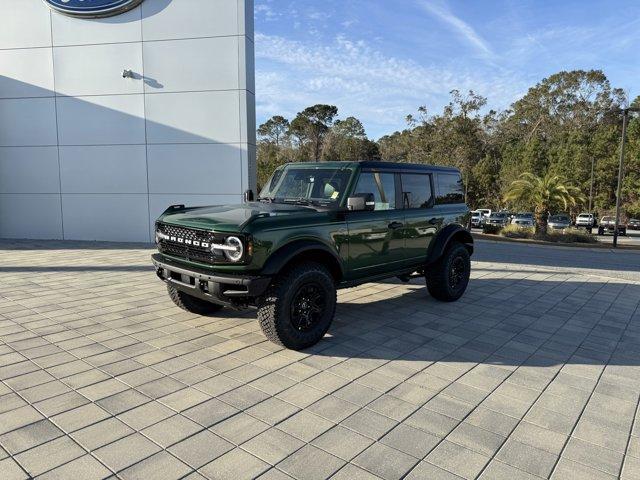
xmin=501 ymin=224 xmax=534 ymax=238
xmin=543 ymin=227 xmax=597 ymax=244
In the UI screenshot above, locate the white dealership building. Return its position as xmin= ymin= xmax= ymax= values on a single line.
xmin=0 ymin=0 xmax=256 ymax=242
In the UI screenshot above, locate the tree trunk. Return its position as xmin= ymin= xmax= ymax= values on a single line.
xmin=535 ymin=208 xmax=548 ymax=236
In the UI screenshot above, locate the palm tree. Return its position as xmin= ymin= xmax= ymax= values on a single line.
xmin=504 ymin=172 xmax=585 ymax=235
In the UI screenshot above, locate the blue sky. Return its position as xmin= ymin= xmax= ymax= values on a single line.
xmin=254 ymin=0 xmax=640 ymax=140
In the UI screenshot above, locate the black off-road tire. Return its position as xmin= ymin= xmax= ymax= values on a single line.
xmin=257 ymin=262 xmax=336 ymax=350
xmin=167 ymin=284 xmax=224 ymax=315
xmin=425 ymin=241 xmax=471 ymax=302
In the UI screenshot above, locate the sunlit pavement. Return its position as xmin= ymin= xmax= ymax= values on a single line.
xmin=1 ymin=239 xmax=639 ymax=479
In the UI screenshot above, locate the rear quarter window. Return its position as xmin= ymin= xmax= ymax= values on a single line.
xmin=436 ymin=173 xmax=464 ymax=205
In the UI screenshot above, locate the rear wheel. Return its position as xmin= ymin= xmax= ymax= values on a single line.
xmin=167 ymin=284 xmax=224 ymax=315
xmin=425 ymin=241 xmax=470 ymax=302
xmin=258 ymin=262 xmax=336 ymax=350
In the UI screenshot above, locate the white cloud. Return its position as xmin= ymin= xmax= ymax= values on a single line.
xmin=254 ymin=33 xmax=526 ymax=138
xmin=418 ymin=0 xmax=494 ymax=58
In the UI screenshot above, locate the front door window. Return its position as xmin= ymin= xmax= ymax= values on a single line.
xmin=352 ymin=172 xmax=396 ymax=210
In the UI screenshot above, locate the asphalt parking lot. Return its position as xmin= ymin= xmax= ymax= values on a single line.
xmin=1 ymin=239 xmax=639 ymax=479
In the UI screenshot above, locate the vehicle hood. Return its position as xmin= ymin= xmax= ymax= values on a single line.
xmin=157 ymin=202 xmax=315 ymax=232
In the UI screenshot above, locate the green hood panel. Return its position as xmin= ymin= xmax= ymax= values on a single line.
xmin=158 ymin=203 xmax=314 ymax=232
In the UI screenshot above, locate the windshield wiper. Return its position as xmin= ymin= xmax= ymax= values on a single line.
xmin=282 ymin=197 xmax=312 ymax=205
xmin=257 ymin=196 xmax=275 ymax=203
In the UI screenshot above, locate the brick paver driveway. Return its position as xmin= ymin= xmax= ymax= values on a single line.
xmin=1 ymin=239 xmax=639 ymax=480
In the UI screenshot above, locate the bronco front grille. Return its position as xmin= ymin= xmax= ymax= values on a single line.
xmin=156 ymin=223 xmax=229 ymax=264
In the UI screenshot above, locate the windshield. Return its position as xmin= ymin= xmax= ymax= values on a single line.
xmin=602 ymin=216 xmax=613 ymax=221
xmin=259 ymin=164 xmax=355 ymax=206
xmin=490 ymin=213 xmax=506 ymax=219
xmin=578 ymin=214 xmax=591 ymax=218
xmin=549 ymin=215 xmax=568 ymax=222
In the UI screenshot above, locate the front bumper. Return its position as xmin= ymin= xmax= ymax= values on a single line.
xmin=152 ymin=253 xmax=271 ymax=307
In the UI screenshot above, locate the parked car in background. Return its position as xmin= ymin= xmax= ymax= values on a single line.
xmin=598 ymin=216 xmax=626 ymax=236
xmin=477 ymin=209 xmax=491 ymax=219
xmin=575 ymin=213 xmax=597 ymax=229
xmin=485 ymin=212 xmax=510 ymax=227
xmin=511 ymin=216 xmax=534 ymax=228
xmin=629 ymin=218 xmax=640 ymax=230
xmin=470 ymin=210 xmax=483 ymax=228
xmin=512 ymin=212 xmax=534 ymax=223
xmin=548 ymin=214 xmax=571 ymax=230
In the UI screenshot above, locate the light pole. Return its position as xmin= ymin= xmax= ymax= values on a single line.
xmin=588 ymin=156 xmax=595 ymax=214
xmin=613 ymin=107 xmax=640 ymax=247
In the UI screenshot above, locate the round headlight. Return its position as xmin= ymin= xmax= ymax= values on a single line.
xmin=223 ymin=236 xmax=243 ymax=262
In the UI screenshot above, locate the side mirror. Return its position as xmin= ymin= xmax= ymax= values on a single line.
xmin=243 ymin=189 xmax=254 ymax=203
xmin=347 ymin=193 xmax=375 ymax=211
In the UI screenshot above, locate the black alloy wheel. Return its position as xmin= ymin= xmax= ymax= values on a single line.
xmin=290 ymin=283 xmax=327 ymax=332
xmin=448 ymin=255 xmax=467 ymax=290
xmin=426 ymin=241 xmax=471 ymax=302
xmin=258 ymin=262 xmax=337 ymax=350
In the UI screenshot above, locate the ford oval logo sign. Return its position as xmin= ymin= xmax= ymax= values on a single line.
xmin=44 ymin=0 xmax=144 ymax=18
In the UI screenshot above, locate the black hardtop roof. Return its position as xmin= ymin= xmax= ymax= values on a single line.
xmin=281 ymin=161 xmax=460 ymax=173
xmin=356 ymin=161 xmax=460 ymax=173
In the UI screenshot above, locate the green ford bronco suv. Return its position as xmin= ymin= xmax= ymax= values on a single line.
xmin=152 ymin=161 xmax=473 ymax=350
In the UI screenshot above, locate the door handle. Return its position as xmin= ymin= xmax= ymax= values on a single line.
xmin=388 ymin=221 xmax=403 ymax=230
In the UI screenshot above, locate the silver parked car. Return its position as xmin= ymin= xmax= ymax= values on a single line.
xmin=511 ymin=217 xmax=534 ymax=228
xmin=548 ymin=214 xmax=571 ymax=230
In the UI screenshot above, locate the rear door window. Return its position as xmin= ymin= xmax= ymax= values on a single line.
xmin=401 ymin=174 xmax=432 ymax=209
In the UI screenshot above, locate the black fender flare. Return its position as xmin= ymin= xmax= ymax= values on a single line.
xmin=261 ymin=239 xmax=345 ymax=279
xmin=426 ymin=224 xmax=473 ymax=265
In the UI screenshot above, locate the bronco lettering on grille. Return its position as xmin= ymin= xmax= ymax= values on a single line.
xmin=166 ymin=236 xmax=209 ymax=248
